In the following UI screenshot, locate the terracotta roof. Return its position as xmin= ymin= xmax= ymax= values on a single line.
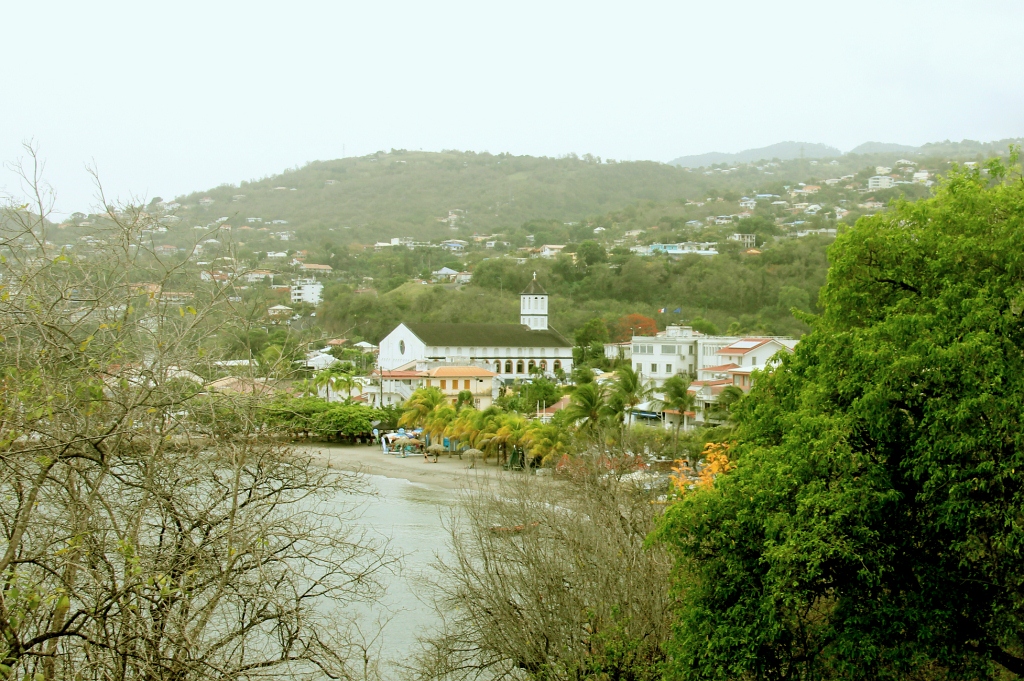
xmin=539 ymin=395 xmax=571 ymax=414
xmin=374 ymin=370 xmax=426 ymax=378
xmin=701 ymin=363 xmax=740 ymax=373
xmin=717 ymin=338 xmax=774 ymax=355
xmin=404 ymin=322 xmax=570 ymax=348
xmin=428 ymin=366 xmax=496 ymax=378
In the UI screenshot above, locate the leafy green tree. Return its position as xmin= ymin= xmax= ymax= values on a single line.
xmin=399 ymin=386 xmax=446 ymax=428
xmin=576 ymin=240 xmax=607 ymax=266
xmin=311 ymin=404 xmax=380 ymax=439
xmin=658 ymin=156 xmax=1024 ymax=680
xmin=610 ymin=364 xmax=652 ymax=424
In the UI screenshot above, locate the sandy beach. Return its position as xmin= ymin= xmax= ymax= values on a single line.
xmin=295 ymin=442 xmax=530 ymax=490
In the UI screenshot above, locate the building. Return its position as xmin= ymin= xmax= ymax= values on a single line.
xmin=246 ymin=270 xmax=275 ymax=283
xmin=424 ymin=366 xmax=497 ymax=409
xmin=625 ymin=326 xmax=797 ymax=388
xmin=298 ymin=263 xmax=333 ymax=276
xmin=290 ymin=278 xmax=324 ymax=305
xmin=728 ymin=234 xmax=756 ymax=249
xmin=868 ymin=175 xmax=896 ymax=190
xmin=267 ymin=305 xmax=293 ymax=317
xmin=432 ymin=266 xmax=459 ymax=282
xmin=377 ymin=277 xmax=573 ymax=378
xmin=539 ymin=244 xmax=566 ymax=258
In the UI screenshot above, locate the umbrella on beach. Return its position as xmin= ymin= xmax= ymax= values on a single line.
xmin=426 ymin=444 xmax=445 ymax=453
xmin=463 ymin=448 xmax=483 ymax=457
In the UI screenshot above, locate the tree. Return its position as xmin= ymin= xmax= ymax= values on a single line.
xmin=0 ymin=152 xmax=391 ymax=680
xmin=576 ymin=240 xmax=607 ymax=266
xmin=614 ymin=313 xmax=657 ymax=342
xmin=399 ymin=386 xmax=447 ymax=428
xmin=658 ymin=155 xmax=1024 ymax=680
xmin=610 ymin=364 xmax=653 ymax=424
xmin=657 ymin=374 xmax=695 ymax=457
xmin=414 ymin=459 xmax=673 ymax=681
xmin=562 ymin=382 xmax=607 ymax=432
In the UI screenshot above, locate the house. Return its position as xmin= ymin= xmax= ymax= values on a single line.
xmin=154 ymin=245 xmax=178 ymax=257
xmin=377 ymin=277 xmax=573 ymax=377
xmin=206 ymin=376 xmax=274 ymax=396
xmin=795 ymin=228 xmax=837 ymax=238
xmin=302 ymin=349 xmax=339 ymax=371
xmin=538 ymin=244 xmax=566 ymax=259
xmin=326 ymin=338 xmax=348 ymax=347
xmin=739 ymin=198 xmax=756 ymax=209
xmin=424 ymin=366 xmax=497 ymax=409
xmin=266 ymin=251 xmax=288 ymax=259
xmin=290 ymin=278 xmax=324 ymax=305
xmin=455 ymin=271 xmax=473 ymax=284
xmin=441 ymin=239 xmax=467 ymax=252
xmin=824 ymin=178 xmax=841 ymax=186
xmin=868 ymin=176 xmax=896 ymax=190
xmin=431 ymin=266 xmax=459 ymax=282
xmin=536 ymin=395 xmax=571 ymax=423
xmin=354 ymin=341 xmax=378 ymax=353
xmin=627 ymin=327 xmax=797 ymax=389
xmin=298 ymin=263 xmax=333 ymax=276
xmin=912 ymin=171 xmax=931 ymax=183
xmin=728 ymin=234 xmax=756 ymax=249
xmin=365 ymin=369 xmax=426 ymax=408
xmin=267 ymin=305 xmax=293 ymax=317
xmin=875 ymin=166 xmax=892 ymax=175
xmin=246 ymin=270 xmax=275 ymax=283
xmin=198 ymin=197 xmax=215 ymax=207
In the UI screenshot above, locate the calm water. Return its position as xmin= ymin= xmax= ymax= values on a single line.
xmin=347 ymin=474 xmax=457 ymax=669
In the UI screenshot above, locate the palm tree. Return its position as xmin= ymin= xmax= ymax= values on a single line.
xmin=399 ymin=386 xmax=447 ymax=428
xmin=493 ymin=413 xmax=528 ymax=467
xmin=424 ymin=404 xmax=457 ymax=448
xmin=562 ymin=382 xmax=606 ymax=432
xmin=332 ymin=372 xmax=364 ymax=402
xmin=610 ymin=365 xmax=652 ymax=426
xmin=656 ymin=374 xmax=696 ymax=457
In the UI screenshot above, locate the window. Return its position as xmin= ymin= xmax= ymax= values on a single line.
xmin=445 ymin=347 xmax=451 ymax=355
xmin=539 ymin=360 xmax=547 ymax=371
xmin=528 ymin=360 xmax=536 ymax=372
xmin=661 ymin=345 xmax=676 ymax=354
xmin=440 ymin=380 xmax=447 ymax=390
xmin=688 ymin=364 xmax=693 ymax=373
xmin=470 ymin=347 xmax=476 ymax=356
xmin=494 ymin=362 xmax=501 ymax=374
xmin=516 ymin=360 xmax=524 ymax=373
xmin=651 ymin=363 xmax=657 ymax=373
xmin=464 ymin=380 xmax=470 ymax=390
xmin=688 ymin=345 xmax=694 ymax=355
xmin=505 ymin=360 xmax=513 ymax=373
xmin=553 ymin=360 xmax=561 ymax=371
xmin=751 ymin=356 xmax=757 ymax=365
xmin=635 ymin=364 xmax=642 ymax=373
xmin=666 ymin=364 xmax=672 ymax=374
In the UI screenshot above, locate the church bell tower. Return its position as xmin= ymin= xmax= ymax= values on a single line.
xmin=520 ymin=273 xmax=548 ymax=330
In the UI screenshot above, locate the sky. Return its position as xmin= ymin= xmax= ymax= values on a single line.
xmin=3 ymin=1 xmax=1023 ymax=214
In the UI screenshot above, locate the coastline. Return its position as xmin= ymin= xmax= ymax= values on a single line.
xmin=295 ymin=442 xmax=525 ymax=490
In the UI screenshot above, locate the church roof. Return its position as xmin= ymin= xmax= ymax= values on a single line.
xmin=520 ymin=278 xmax=547 ymax=295
xmin=404 ymin=322 xmax=570 ymax=348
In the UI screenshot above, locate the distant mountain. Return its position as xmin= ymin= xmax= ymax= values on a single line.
xmin=672 ymin=138 xmax=1024 ymax=168
xmin=847 ymin=142 xmax=919 ymax=155
xmin=669 ymin=142 xmax=842 ymax=168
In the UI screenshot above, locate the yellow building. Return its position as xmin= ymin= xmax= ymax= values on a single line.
xmin=425 ymin=366 xmax=496 ymax=409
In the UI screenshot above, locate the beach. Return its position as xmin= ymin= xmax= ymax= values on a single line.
xmin=296 ymin=441 xmax=528 ymax=490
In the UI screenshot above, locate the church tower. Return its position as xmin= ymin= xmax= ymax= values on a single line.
xmin=520 ymin=273 xmax=548 ymax=330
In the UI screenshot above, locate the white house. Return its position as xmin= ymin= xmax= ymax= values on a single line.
xmin=377 ymin=277 xmax=573 ymax=377
xmin=868 ymin=175 xmax=896 ymax=190
xmin=290 ymin=278 xmax=324 ymax=305
xmin=539 ymin=244 xmax=566 ymax=259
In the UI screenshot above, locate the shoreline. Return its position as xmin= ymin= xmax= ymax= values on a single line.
xmin=295 ymin=442 xmax=527 ymax=490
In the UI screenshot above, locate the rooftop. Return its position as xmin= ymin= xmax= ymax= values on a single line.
xmin=404 ymin=322 xmax=570 ymax=348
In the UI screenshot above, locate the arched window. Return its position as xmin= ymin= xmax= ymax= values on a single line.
xmin=445 ymin=347 xmax=451 ymax=355
xmin=493 ymin=360 xmax=500 ymax=373
xmin=505 ymin=360 xmax=513 ymax=374
xmin=553 ymin=360 xmax=562 ymax=372
xmin=540 ymin=360 xmax=547 ymax=371
xmin=528 ymin=360 xmax=536 ymax=372
xmin=516 ymin=360 xmax=524 ymax=374
xmin=505 ymin=347 xmax=511 ymax=357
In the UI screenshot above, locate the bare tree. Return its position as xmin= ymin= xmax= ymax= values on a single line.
xmin=0 ymin=146 xmax=393 ymax=680
xmin=412 ymin=450 xmax=674 ymax=681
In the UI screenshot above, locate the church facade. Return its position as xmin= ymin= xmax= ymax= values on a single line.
xmin=376 ymin=277 xmax=574 ymax=378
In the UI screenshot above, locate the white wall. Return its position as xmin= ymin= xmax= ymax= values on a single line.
xmin=377 ymin=324 xmax=427 ymax=370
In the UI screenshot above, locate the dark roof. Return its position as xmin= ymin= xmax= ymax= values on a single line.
xmin=520 ymin=279 xmax=547 ymax=295
xmin=404 ymin=323 xmax=570 ymax=348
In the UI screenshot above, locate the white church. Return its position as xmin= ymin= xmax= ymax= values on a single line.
xmin=377 ymin=275 xmax=574 ymax=378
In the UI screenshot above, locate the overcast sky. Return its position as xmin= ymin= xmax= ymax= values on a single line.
xmin=3 ymin=1 xmax=1023 ymax=213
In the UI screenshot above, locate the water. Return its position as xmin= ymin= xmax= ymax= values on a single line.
xmin=348 ymin=474 xmax=457 ymax=669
